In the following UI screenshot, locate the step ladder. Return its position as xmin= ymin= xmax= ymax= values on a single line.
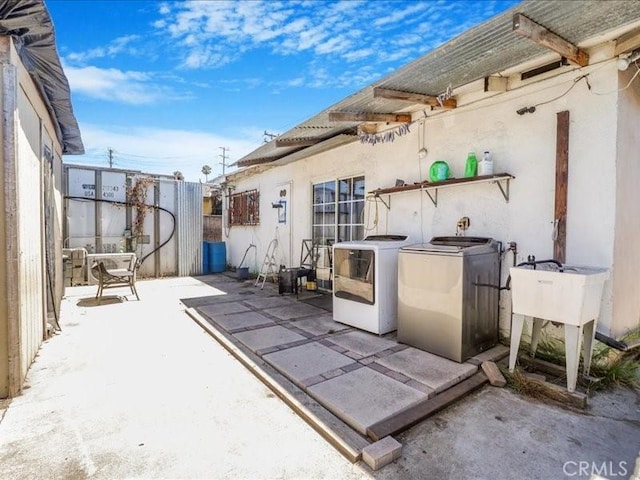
xmin=255 ymin=238 xmax=279 ymax=289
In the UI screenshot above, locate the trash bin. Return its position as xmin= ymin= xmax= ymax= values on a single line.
xmin=209 ymin=241 xmax=227 ymax=273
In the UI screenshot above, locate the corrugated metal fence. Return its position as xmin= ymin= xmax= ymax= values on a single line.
xmin=64 ymin=165 xmax=202 ymax=279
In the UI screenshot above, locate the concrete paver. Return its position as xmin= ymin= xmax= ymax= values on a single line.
xmin=210 ymin=310 xmax=275 ymax=332
xmin=292 ymin=314 xmax=350 ymax=336
xmin=264 ymin=342 xmax=355 ymax=382
xmin=308 ymin=367 xmax=428 ymax=434
xmin=328 ymin=330 xmax=398 ymax=356
xmin=377 ymin=347 xmax=478 ymax=393
xmin=242 ymin=295 xmax=292 ymax=309
xmin=264 ymin=302 xmax=327 ymax=320
xmin=234 ymin=325 xmax=306 ymax=352
xmin=362 ymin=436 xmax=403 ymax=470
xmin=196 ymin=301 xmax=251 ymax=316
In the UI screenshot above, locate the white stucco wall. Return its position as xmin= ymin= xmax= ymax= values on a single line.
xmin=611 ymin=65 xmax=640 ymax=337
xmin=227 ymin=60 xmax=630 ymax=337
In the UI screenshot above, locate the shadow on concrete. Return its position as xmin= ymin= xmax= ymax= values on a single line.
xmin=76 ymin=296 xmax=124 ymax=307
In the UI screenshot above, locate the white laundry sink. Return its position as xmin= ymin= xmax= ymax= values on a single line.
xmin=510 ymin=265 xmax=609 ymax=326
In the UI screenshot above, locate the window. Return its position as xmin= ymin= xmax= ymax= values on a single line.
xmin=228 ymin=189 xmax=259 ymax=226
xmin=312 ymin=176 xmax=365 ymax=290
xmin=312 ymin=175 xmax=365 ymax=244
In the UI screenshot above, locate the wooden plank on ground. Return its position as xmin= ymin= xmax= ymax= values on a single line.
xmin=518 ymin=355 xmax=567 ymax=378
xmin=523 ymin=374 xmax=588 ymax=409
xmin=481 ymin=361 xmax=507 ymax=387
xmin=366 ymin=372 xmax=488 ymax=441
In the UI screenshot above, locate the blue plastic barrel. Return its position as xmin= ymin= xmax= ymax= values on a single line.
xmin=209 ymin=241 xmax=227 ymax=273
xmin=202 ymin=242 xmax=211 ymax=274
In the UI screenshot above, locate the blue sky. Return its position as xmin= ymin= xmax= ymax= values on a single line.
xmin=47 ymin=0 xmax=519 ymax=181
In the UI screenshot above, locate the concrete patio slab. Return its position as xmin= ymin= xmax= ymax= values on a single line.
xmin=328 ymin=330 xmax=398 ymax=356
xmin=208 ymin=311 xmax=275 ymax=332
xmin=293 ymin=315 xmax=351 ymax=337
xmin=243 ymin=296 xmax=292 ymax=310
xmin=235 ymin=325 xmax=307 ymax=353
xmin=264 ymin=342 xmax=355 ymax=382
xmin=308 ymin=367 xmax=428 ymax=435
xmin=197 ymin=302 xmax=251 ymax=317
xmin=265 ymin=302 xmax=327 ymax=320
xmin=377 ymin=348 xmax=477 ymax=394
xmin=181 ymin=292 xmax=253 ymax=308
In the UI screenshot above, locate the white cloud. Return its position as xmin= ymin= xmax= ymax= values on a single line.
xmin=64 ymin=63 xmax=184 ymax=105
xmin=372 ymin=3 xmax=427 ymax=27
xmin=150 ymin=0 xmax=484 ymax=90
xmin=66 ymin=35 xmax=141 ymax=63
xmin=67 ymin=123 xmax=264 ymax=182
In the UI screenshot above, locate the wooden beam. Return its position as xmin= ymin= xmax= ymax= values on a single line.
xmin=513 ymin=13 xmax=589 ymax=67
xmin=373 ymin=87 xmax=457 ymax=109
xmin=554 ymin=110 xmax=569 ymax=264
xmin=275 ymin=137 xmax=321 ymax=148
xmin=615 ymin=27 xmax=640 ymax=56
xmin=328 ymin=111 xmax=412 ymax=123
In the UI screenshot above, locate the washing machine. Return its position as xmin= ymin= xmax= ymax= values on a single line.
xmin=332 ymin=235 xmax=412 ymax=334
xmin=397 ymin=236 xmax=500 ymax=362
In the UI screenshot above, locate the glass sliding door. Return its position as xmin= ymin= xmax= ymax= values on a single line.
xmin=312 ymin=175 xmax=365 ymax=290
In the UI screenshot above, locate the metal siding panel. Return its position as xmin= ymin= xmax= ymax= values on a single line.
xmin=176 ymin=181 xmax=203 ymax=276
xmin=158 ymin=179 xmax=177 ymax=276
xmin=63 ymin=167 xmax=203 ymax=279
xmin=135 ymin=179 xmax=156 ymax=278
xmin=66 ymin=167 xmax=96 ymax=251
xmin=100 ymin=171 xmax=127 ymax=253
xmin=16 ymin=89 xmax=44 ymax=380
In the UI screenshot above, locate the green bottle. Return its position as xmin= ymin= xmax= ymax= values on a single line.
xmin=464 ymin=151 xmax=477 ymax=177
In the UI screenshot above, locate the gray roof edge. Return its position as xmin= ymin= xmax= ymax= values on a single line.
xmin=236 ymin=0 xmax=640 ymax=167
xmin=1 ymin=0 xmax=84 ymax=154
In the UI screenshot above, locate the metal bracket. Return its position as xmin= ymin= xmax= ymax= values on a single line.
xmin=494 ymin=177 xmax=511 ymax=202
xmin=422 ymin=187 xmax=438 ymax=207
xmin=375 ymin=194 xmax=391 ymax=210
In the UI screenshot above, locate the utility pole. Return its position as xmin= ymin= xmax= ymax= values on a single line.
xmin=107 ymin=147 xmax=114 ymax=168
xmin=219 ymin=146 xmax=230 ymax=175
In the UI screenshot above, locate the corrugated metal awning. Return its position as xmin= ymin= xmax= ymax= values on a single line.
xmin=236 ymin=0 xmax=640 ymax=168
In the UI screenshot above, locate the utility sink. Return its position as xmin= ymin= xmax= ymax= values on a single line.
xmin=510 ymin=265 xmax=609 ymax=326
xmin=509 ymin=264 xmax=609 ymax=393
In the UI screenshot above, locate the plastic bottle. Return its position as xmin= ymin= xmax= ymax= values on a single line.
xmin=464 ymin=151 xmax=477 ymax=177
xmin=478 ymin=150 xmax=494 ymax=176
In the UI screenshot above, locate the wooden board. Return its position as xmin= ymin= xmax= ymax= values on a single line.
xmin=554 ymin=111 xmax=570 ymax=263
xmin=366 ymin=372 xmax=488 ymax=441
xmin=481 ymin=361 xmax=507 ymax=387
xmin=523 ymin=373 xmax=588 ymax=409
xmin=518 ymin=354 xmax=568 ymax=378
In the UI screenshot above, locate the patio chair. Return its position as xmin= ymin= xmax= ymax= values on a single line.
xmin=91 ymin=257 xmax=139 ymax=304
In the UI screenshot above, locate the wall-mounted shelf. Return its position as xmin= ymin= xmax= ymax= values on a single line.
xmin=369 ymin=173 xmax=515 ymax=207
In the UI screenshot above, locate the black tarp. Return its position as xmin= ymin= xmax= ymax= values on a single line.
xmin=0 ymin=0 xmax=83 ymax=154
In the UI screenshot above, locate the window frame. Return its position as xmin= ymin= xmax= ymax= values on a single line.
xmin=228 ymin=189 xmax=260 ymax=226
